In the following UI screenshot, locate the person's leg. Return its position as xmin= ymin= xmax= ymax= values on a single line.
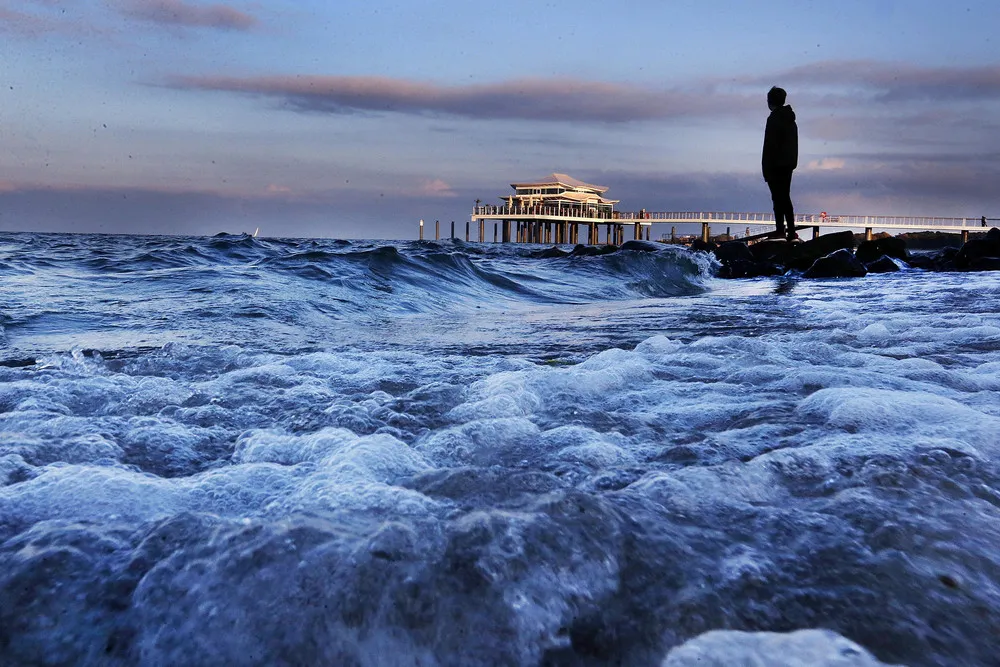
xmin=784 ymin=171 xmax=796 ymax=239
xmin=767 ymin=177 xmax=786 ymax=234
xmin=770 ymin=170 xmax=794 ymax=238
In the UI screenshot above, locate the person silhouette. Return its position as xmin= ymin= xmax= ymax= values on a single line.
xmin=762 ymin=86 xmax=798 ymax=241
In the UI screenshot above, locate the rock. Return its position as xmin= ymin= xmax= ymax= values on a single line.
xmin=865 ymin=255 xmax=901 ymax=273
xmin=712 ymin=241 xmax=754 ymax=265
xmin=954 ymin=236 xmax=1000 ymax=269
xmin=749 ymin=239 xmax=796 ymax=265
xmin=987 ymin=227 xmax=1000 ymax=243
xmin=661 ymin=629 xmax=901 ymax=667
xmin=804 ymin=249 xmax=868 ymax=278
xmin=689 ymin=239 xmax=717 ymax=253
xmin=968 ymin=256 xmax=1000 ymax=271
xmin=717 ymin=260 xmax=784 ymax=279
xmin=619 ymin=240 xmax=661 ymax=253
xmin=905 ymin=254 xmax=936 ymax=270
xmin=534 ymin=246 xmax=569 ymax=258
xmin=788 ymin=231 xmax=855 ymax=270
xmin=856 ymin=237 xmax=908 ymax=264
xmin=570 ymin=244 xmax=618 ymax=256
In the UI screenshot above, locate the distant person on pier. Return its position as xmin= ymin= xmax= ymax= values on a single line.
xmin=762 ymin=86 xmax=798 ymax=241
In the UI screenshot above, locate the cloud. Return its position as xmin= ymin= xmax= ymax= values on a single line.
xmin=757 ymin=60 xmax=1000 ymax=103
xmin=807 ymin=158 xmax=846 ymax=171
xmin=0 ymin=4 xmax=67 ymax=36
xmin=168 ymin=74 xmax=752 ymax=123
xmin=115 ymin=0 xmax=256 ymax=31
xmin=416 ymin=179 xmax=457 ymax=198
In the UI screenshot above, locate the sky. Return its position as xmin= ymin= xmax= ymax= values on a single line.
xmin=2 ymin=0 xmax=999 ymax=239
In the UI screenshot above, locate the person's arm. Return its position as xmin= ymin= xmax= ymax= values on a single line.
xmin=762 ymin=116 xmax=775 ymax=179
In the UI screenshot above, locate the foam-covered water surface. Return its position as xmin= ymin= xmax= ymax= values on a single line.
xmin=1 ymin=232 xmax=999 ymax=665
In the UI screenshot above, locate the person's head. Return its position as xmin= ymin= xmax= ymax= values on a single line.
xmin=767 ymin=86 xmax=786 ymax=110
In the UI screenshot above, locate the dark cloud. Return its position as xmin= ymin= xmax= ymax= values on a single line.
xmin=758 ymin=60 xmax=1000 ymax=103
xmin=168 ymin=74 xmax=752 ymax=123
xmin=115 ymin=0 xmax=256 ymax=31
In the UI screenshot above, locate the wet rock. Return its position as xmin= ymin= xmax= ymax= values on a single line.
xmin=954 ymin=232 xmax=1000 ymax=269
xmin=804 ymin=249 xmax=868 ymax=278
xmin=749 ymin=239 xmax=796 ymax=266
xmin=865 ymin=256 xmax=900 ymax=273
xmin=534 ymin=246 xmax=569 ymax=258
xmin=689 ymin=239 xmax=717 ymax=253
xmin=968 ymin=256 xmax=1000 ymax=271
xmin=905 ymin=254 xmax=936 ymax=270
xmin=713 ymin=242 xmax=783 ymax=279
xmin=712 ymin=241 xmax=753 ymax=265
xmin=571 ymin=244 xmax=617 ymax=256
xmin=718 ymin=259 xmax=783 ymax=279
xmin=856 ymin=238 xmax=908 ymax=264
xmin=788 ymin=231 xmax=856 ymax=270
xmin=661 ymin=629 xmax=901 ymax=666
xmin=619 ymin=240 xmax=662 ymax=252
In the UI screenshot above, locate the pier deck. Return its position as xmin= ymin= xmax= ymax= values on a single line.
xmin=463 ymin=207 xmax=995 ymax=244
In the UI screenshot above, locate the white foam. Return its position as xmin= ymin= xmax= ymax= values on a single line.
xmin=661 ymin=629 xmax=899 ymax=666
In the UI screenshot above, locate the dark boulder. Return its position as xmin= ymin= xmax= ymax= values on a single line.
xmin=749 ymin=239 xmax=796 ymax=266
xmin=788 ymin=231 xmax=856 ymax=270
xmin=689 ymin=239 xmax=717 ymax=253
xmin=804 ymin=249 xmax=868 ymax=278
xmin=906 ymin=254 xmax=937 ymax=270
xmin=534 ymin=246 xmax=569 ymax=258
xmin=570 ymin=244 xmax=618 ymax=257
xmin=954 ymin=237 xmax=1000 ymax=269
xmin=865 ymin=255 xmax=901 ymax=273
xmin=856 ymin=237 xmax=909 ymax=264
xmin=619 ymin=240 xmax=661 ymax=253
xmin=988 ymin=227 xmax=1000 ymax=243
xmin=968 ymin=256 xmax=1000 ymax=272
xmin=718 ymin=260 xmax=783 ymax=279
xmin=712 ymin=241 xmax=754 ymax=265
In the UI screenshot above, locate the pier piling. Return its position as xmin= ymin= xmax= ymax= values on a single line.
xmin=419 ymin=219 xmax=424 ymax=241
xmin=435 ymin=220 xmax=439 ymax=240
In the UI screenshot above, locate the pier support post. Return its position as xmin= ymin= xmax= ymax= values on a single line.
xmin=812 ymin=226 xmax=820 ymax=240
xmin=701 ymin=222 xmax=710 ymax=243
xmin=865 ymin=227 xmax=873 ymax=242
xmin=494 ymin=223 xmax=498 ymax=243
xmin=451 ymin=221 xmax=455 ymax=239
xmin=962 ymin=230 xmax=969 ymax=243
xmin=466 ymin=221 xmax=470 ymax=242
xmin=479 ymin=220 xmax=485 ymax=242
xmin=646 ymin=226 xmax=650 ymax=241
xmin=634 ymin=222 xmax=640 ymax=240
xmin=435 ymin=220 xmax=439 ymax=240
xmin=671 ymin=226 xmax=676 ymax=243
xmin=419 ymin=219 xmax=424 ymax=240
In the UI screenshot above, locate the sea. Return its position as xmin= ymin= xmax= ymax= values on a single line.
xmin=1 ymin=231 xmax=999 ymax=666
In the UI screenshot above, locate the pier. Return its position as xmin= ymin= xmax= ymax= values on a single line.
xmin=464 ymin=208 xmax=995 ymax=245
xmin=429 ymin=174 xmax=994 ymax=245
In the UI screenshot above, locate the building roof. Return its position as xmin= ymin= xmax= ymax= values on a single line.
xmin=510 ymin=173 xmax=609 ymax=193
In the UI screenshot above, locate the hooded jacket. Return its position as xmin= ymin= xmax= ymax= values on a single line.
xmin=762 ymin=105 xmax=798 ymax=179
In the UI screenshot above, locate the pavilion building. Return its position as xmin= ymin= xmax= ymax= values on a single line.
xmin=472 ymin=173 xmax=649 ymax=244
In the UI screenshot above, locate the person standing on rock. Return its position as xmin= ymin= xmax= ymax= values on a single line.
xmin=762 ymin=86 xmax=798 ymax=241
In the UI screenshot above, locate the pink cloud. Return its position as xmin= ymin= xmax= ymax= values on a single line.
xmin=417 ymin=179 xmax=457 ymax=198
xmin=115 ymin=0 xmax=257 ymax=31
xmin=168 ymin=74 xmax=752 ymax=123
xmin=0 ymin=5 xmax=64 ymax=35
